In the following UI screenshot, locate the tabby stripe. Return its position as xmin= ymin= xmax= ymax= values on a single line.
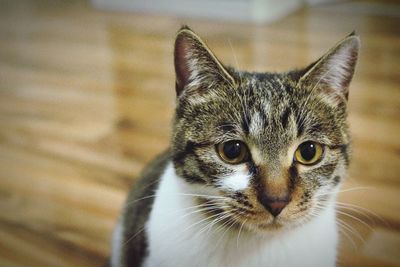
xmin=172 ymin=141 xmax=196 ymax=166
xmin=332 ymin=175 xmax=341 ymax=186
xmin=241 ymin=112 xmax=251 ymax=134
xmin=295 ymin=112 xmax=305 ymax=137
xmin=183 ymin=169 xmax=206 ymax=184
xmin=288 ymin=165 xmax=299 ymax=192
xmin=280 ymin=107 xmax=292 ymax=129
xmin=330 ymin=144 xmax=350 ymax=166
xmin=193 ymin=154 xmax=221 ymax=184
xmin=173 ymin=140 xmax=215 ymax=184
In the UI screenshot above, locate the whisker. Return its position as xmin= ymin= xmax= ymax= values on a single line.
xmin=336 ymin=220 xmax=358 ymax=250
xmin=199 ymin=211 xmax=233 ymax=236
xmin=182 ymin=210 xmax=231 ymax=235
xmin=335 ymin=201 xmax=388 ymax=226
xmin=335 ymin=204 xmax=376 ymax=224
xmin=178 ymin=193 xmax=228 ymax=199
xmin=122 ymin=227 xmax=145 ymax=247
xmin=335 ymin=209 xmax=373 ymax=231
xmin=125 ymin=191 xmax=228 ymax=207
xmin=124 ymin=194 xmax=157 ymax=206
xmin=337 ymin=218 xmax=364 ymax=244
xmin=122 ymin=201 xmax=226 ymax=248
xmin=315 ymin=186 xmax=372 ymax=198
xmin=178 ymin=205 xmax=230 ymax=222
xmin=312 ymin=202 xmax=366 ymax=249
xmin=236 ymin=219 xmax=247 ymax=249
xmin=213 ymin=212 xmax=236 ymax=234
xmin=214 ymin=217 xmax=237 ymax=250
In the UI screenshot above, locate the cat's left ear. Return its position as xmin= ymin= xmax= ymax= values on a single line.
xmin=174 ymin=26 xmax=236 ymax=97
xmin=299 ymin=33 xmax=360 ymax=102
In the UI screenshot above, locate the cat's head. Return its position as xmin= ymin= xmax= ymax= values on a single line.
xmin=171 ymin=26 xmax=359 ymax=232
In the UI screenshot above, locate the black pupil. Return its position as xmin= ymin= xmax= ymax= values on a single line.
xmin=223 ymin=141 xmax=242 ymax=159
xmin=300 ymin=142 xmax=316 ymax=161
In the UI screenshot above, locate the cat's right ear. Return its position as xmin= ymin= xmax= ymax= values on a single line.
xmin=174 ymin=26 xmax=235 ymax=97
xmin=298 ymin=33 xmax=360 ymax=103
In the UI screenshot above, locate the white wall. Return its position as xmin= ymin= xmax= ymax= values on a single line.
xmin=91 ymin=0 xmax=307 ymax=23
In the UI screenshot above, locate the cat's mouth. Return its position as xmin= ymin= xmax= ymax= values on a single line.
xmin=196 ymin=192 xmax=314 ymax=233
xmin=199 ymin=202 xmax=284 ymax=231
xmin=227 ymin=207 xmax=312 ymax=233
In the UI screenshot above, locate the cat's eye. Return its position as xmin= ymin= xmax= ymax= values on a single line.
xmin=217 ymin=140 xmax=248 ymax=164
xmin=294 ymin=141 xmax=324 ymax=165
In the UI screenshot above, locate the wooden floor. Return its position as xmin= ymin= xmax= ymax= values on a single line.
xmin=0 ymin=0 xmax=399 ymax=266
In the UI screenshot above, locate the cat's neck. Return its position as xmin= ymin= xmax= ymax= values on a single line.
xmin=144 ymin=162 xmax=338 ymax=267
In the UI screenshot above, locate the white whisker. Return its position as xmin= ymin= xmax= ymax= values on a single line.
xmin=178 ymin=193 xmax=227 ymax=199
xmin=335 ymin=209 xmax=373 ymax=231
xmin=337 ymin=218 xmax=364 ymax=244
xmin=336 ymin=201 xmax=387 ymax=226
xmin=336 ymin=220 xmax=357 ymax=250
xmin=214 ymin=218 xmax=237 ymax=250
xmin=236 ymin=219 xmax=247 ymax=248
xmin=315 ymin=186 xmax=372 ymax=198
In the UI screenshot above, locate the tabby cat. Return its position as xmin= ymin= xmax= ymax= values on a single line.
xmin=111 ymin=26 xmax=360 ymax=267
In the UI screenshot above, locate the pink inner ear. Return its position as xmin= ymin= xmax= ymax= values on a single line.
xmin=174 ymin=35 xmax=192 ymax=96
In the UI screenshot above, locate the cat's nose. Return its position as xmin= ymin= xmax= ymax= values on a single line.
xmin=258 ymin=194 xmax=290 ymax=217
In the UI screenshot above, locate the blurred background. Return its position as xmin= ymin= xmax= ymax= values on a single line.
xmin=0 ymin=0 xmax=399 ymax=266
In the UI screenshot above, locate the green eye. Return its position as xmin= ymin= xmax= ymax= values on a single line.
xmin=217 ymin=140 xmax=248 ymax=164
xmin=294 ymin=141 xmax=324 ymax=165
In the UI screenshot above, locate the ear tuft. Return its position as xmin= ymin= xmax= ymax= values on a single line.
xmin=300 ymin=33 xmax=360 ymax=101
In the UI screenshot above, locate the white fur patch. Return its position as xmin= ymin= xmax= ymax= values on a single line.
xmin=144 ymin=162 xmax=339 ymax=267
xmin=220 ymin=170 xmax=250 ymax=191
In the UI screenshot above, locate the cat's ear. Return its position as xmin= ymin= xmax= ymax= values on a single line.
xmin=174 ymin=26 xmax=236 ymax=96
xmin=299 ymin=32 xmax=360 ymax=101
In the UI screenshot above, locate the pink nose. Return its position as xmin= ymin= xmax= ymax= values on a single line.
xmin=258 ymin=194 xmax=290 ymax=217
xmin=267 ymin=200 xmax=289 ymax=216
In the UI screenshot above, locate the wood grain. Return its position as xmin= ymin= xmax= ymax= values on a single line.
xmin=0 ymin=0 xmax=399 ymax=266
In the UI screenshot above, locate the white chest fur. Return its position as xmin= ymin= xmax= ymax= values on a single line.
xmin=144 ymin=163 xmax=338 ymax=267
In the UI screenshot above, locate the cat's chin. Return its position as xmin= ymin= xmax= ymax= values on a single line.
xmin=254 ymin=221 xmax=286 ymax=232
xmin=257 ymin=217 xmax=307 ymax=231
xmin=239 ymin=218 xmax=305 ymax=237
xmin=231 ymin=210 xmax=315 ymax=235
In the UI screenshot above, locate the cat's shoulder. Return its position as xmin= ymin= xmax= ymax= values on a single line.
xmin=116 ymin=149 xmax=171 ymax=267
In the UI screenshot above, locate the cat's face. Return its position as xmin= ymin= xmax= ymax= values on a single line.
xmin=172 ymin=27 xmax=359 ymax=232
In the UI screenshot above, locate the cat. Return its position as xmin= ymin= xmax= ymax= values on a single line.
xmin=110 ymin=26 xmax=360 ymax=267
